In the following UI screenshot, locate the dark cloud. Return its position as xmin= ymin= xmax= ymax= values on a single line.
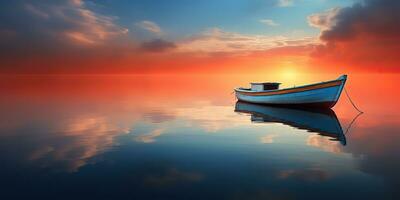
xmin=310 ymin=0 xmax=400 ymax=71
xmin=320 ymin=0 xmax=400 ymax=42
xmin=139 ymin=39 xmax=177 ymax=53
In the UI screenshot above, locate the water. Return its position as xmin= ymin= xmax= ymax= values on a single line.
xmin=0 ymin=74 xmax=399 ymax=199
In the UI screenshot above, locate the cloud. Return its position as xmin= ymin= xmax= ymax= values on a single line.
xmin=308 ymin=7 xmax=341 ymax=31
xmin=309 ymin=0 xmax=400 ymax=71
xmin=0 ymin=1 xmax=315 ymax=74
xmin=259 ymin=19 xmax=279 ymax=26
xmin=0 ymin=0 xmax=128 ymax=47
xmin=136 ymin=20 xmax=162 ymax=34
xmin=277 ymin=0 xmax=294 ymax=7
xmin=24 ymin=3 xmax=50 ymax=19
xmin=260 ymin=134 xmax=278 ymax=143
xmin=0 ymin=0 xmax=133 ymax=73
xmin=60 ymin=1 xmax=129 ymax=45
xmin=177 ymin=28 xmax=316 ymax=53
xmin=307 ymin=135 xmax=342 ymax=153
xmin=27 ymin=115 xmax=130 ymax=172
xmin=134 ymin=128 xmax=165 ymax=143
xmin=140 ymin=39 xmax=177 ymax=53
xmin=318 ymin=0 xmax=400 ymax=42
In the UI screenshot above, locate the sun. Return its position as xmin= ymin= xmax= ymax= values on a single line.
xmin=279 ymin=67 xmax=297 ymax=81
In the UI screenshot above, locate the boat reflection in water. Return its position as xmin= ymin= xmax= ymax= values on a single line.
xmin=235 ymin=101 xmax=346 ymax=145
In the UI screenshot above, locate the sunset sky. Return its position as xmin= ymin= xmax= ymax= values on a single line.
xmin=0 ymin=0 xmax=399 ymax=74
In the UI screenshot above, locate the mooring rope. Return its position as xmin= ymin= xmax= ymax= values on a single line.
xmin=344 ymin=111 xmax=363 ymax=135
xmin=344 ymin=87 xmax=363 ymax=113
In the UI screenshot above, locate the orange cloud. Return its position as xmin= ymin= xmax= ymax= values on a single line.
xmin=24 ymin=0 xmax=129 ymax=45
xmin=307 ymin=7 xmax=340 ymax=31
xmin=134 ymin=128 xmax=165 ymax=143
xmin=260 ymin=134 xmax=278 ymax=144
xmin=176 ymin=28 xmax=316 ymax=53
xmin=306 ymin=135 xmax=342 ymax=154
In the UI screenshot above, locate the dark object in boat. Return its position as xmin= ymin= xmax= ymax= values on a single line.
xmin=251 ymin=82 xmax=281 ymax=91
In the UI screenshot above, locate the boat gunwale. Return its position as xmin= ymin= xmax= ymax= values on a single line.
xmin=234 ymin=78 xmax=344 ymax=94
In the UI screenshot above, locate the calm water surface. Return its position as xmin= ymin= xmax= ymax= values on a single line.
xmin=0 ymin=74 xmax=399 ymax=199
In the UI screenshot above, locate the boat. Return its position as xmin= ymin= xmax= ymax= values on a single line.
xmin=234 ymin=75 xmax=347 ymax=108
xmin=235 ymin=101 xmax=346 ymax=145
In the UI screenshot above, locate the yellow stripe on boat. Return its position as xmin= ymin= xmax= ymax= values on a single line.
xmin=236 ymin=80 xmax=342 ymax=96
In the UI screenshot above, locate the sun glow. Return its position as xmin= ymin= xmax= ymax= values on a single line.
xmin=273 ymin=64 xmax=313 ymax=87
xmin=279 ymin=67 xmax=298 ymax=81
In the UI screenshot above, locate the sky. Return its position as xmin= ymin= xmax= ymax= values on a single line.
xmin=0 ymin=0 xmax=399 ymax=74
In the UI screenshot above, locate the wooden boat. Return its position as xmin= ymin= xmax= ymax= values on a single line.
xmin=235 ymin=101 xmax=346 ymax=145
xmin=234 ymin=75 xmax=347 ymax=108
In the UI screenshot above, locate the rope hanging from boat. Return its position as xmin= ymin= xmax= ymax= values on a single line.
xmin=344 ymin=87 xmax=364 ymax=113
xmin=344 ymin=111 xmax=363 ymax=135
